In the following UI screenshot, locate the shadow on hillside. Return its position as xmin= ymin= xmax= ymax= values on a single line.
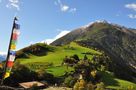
xmin=101 ymin=71 xmax=119 ymax=86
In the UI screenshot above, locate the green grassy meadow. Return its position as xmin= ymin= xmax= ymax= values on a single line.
xmin=18 ymin=42 xmax=100 ymax=75
xmin=16 ymin=42 xmax=136 ymax=89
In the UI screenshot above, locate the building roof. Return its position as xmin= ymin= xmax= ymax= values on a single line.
xmin=19 ymin=81 xmax=45 ymax=88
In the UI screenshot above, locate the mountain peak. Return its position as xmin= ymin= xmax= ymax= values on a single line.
xmin=82 ymin=20 xmax=110 ymax=29
xmin=95 ymin=20 xmax=109 ymax=24
xmin=51 ymin=20 xmax=136 ymax=47
xmin=81 ymin=20 xmax=134 ymax=33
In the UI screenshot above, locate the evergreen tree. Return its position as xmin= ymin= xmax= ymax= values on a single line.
xmin=71 ymin=54 xmax=80 ymax=62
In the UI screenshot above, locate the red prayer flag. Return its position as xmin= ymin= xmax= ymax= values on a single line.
xmin=7 ymin=61 xmax=14 ymax=68
xmin=12 ymin=33 xmax=18 ymax=40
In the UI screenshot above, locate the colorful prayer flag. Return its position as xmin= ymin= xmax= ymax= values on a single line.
xmin=10 ymin=44 xmax=16 ymax=50
xmin=3 ymin=17 xmax=20 ymax=79
xmin=10 ymin=50 xmax=16 ymax=56
xmin=8 ymin=55 xmax=15 ymax=61
xmin=7 ymin=61 xmax=14 ymax=68
xmin=14 ymin=23 xmax=20 ymax=29
xmin=4 ymin=72 xmax=10 ymax=79
xmin=11 ymin=40 xmax=17 ymax=45
xmin=12 ymin=33 xmax=18 ymax=40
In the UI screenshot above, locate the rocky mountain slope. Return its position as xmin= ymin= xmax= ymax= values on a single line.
xmin=51 ymin=21 xmax=136 ymax=82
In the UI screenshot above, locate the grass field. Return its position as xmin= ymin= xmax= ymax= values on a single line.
xmin=17 ymin=42 xmax=100 ymax=76
xmin=46 ymin=66 xmax=74 ymax=77
xmin=17 ymin=42 xmax=136 ymax=89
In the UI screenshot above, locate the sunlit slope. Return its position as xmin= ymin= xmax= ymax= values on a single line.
xmin=18 ymin=42 xmax=100 ymax=64
xmin=16 ymin=42 xmax=100 ymax=76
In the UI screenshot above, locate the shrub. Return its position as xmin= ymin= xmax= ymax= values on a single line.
xmin=64 ymin=76 xmax=76 ymax=87
xmin=86 ymin=83 xmax=95 ymax=90
xmin=73 ymin=81 xmax=80 ymax=90
xmin=96 ymin=82 xmax=105 ymax=90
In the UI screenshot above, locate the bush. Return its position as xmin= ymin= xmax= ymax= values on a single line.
xmin=4 ymin=61 xmax=55 ymax=86
xmin=73 ymin=79 xmax=86 ymax=90
xmin=71 ymin=54 xmax=80 ymax=62
xmin=64 ymin=76 xmax=77 ymax=87
xmin=96 ymin=82 xmax=105 ymax=90
xmin=83 ymin=55 xmax=88 ymax=60
xmin=79 ymin=79 xmax=86 ymax=87
xmin=36 ymin=68 xmax=54 ymax=84
xmin=86 ymin=83 xmax=95 ymax=90
xmin=127 ymin=85 xmax=134 ymax=90
xmin=5 ymin=63 xmax=37 ymax=85
xmin=73 ymin=81 xmax=80 ymax=90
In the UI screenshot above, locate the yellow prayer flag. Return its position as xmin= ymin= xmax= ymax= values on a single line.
xmin=10 ymin=45 xmax=16 ymax=50
xmin=4 ymin=72 xmax=10 ymax=79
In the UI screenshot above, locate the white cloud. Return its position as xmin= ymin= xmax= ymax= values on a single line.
xmin=29 ymin=41 xmax=34 ymax=45
xmin=57 ymin=0 xmax=69 ymax=12
xmin=55 ymin=30 xmax=70 ymax=39
xmin=11 ymin=3 xmax=19 ymax=10
xmin=9 ymin=0 xmax=19 ymax=3
xmin=55 ymin=0 xmax=76 ymax=13
xmin=125 ymin=3 xmax=136 ymax=19
xmin=0 ymin=52 xmax=7 ymax=55
xmin=6 ymin=0 xmax=20 ymax=11
xmin=42 ymin=39 xmax=54 ymax=45
xmin=41 ymin=30 xmax=70 ymax=44
xmin=125 ymin=3 xmax=136 ymax=11
xmin=69 ymin=8 xmax=77 ymax=13
xmin=128 ymin=14 xmax=136 ymax=19
xmin=61 ymin=5 xmax=69 ymax=12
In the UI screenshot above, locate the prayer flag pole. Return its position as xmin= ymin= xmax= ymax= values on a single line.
xmin=1 ymin=17 xmax=19 ymax=85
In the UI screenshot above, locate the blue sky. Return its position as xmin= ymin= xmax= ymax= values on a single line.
xmin=0 ymin=0 xmax=136 ymax=54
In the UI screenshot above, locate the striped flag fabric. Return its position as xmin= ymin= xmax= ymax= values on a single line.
xmin=3 ymin=18 xmax=20 ymax=79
